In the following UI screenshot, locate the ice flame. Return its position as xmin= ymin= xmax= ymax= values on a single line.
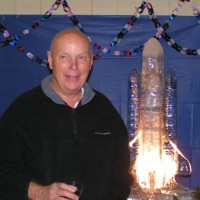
xmin=129 ymin=131 xmax=192 ymax=191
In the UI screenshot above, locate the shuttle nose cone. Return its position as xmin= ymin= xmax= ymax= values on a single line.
xmin=143 ymin=37 xmax=164 ymax=58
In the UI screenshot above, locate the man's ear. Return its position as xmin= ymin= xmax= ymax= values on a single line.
xmin=90 ymin=59 xmax=93 ymax=70
xmin=47 ymin=50 xmax=53 ymax=70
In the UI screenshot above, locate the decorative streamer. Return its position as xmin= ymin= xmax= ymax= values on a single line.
xmin=190 ymin=2 xmax=200 ymax=24
xmin=113 ymin=0 xmax=200 ymax=57
xmin=93 ymin=0 xmax=148 ymax=60
xmin=0 ymin=0 xmax=200 ymax=66
xmin=148 ymin=1 xmax=200 ymax=56
xmin=0 ymin=23 xmax=11 ymax=47
xmin=0 ymin=0 xmax=62 ymax=65
xmin=62 ymin=0 xmax=87 ymax=35
xmin=1 ymin=0 xmax=62 ymax=47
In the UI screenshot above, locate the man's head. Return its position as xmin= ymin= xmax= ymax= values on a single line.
xmin=47 ymin=28 xmax=93 ymax=96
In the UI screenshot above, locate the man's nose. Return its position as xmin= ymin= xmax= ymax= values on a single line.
xmin=69 ymin=58 xmax=78 ymax=70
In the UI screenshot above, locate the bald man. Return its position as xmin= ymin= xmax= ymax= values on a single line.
xmin=0 ymin=28 xmax=133 ymax=200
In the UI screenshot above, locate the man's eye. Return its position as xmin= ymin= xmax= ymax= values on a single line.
xmin=78 ymin=55 xmax=87 ymax=61
xmin=59 ymin=55 xmax=70 ymax=61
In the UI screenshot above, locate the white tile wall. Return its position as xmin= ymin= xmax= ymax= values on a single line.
xmin=14 ymin=0 xmax=41 ymax=15
xmin=0 ymin=0 xmax=15 ymax=14
xmin=92 ymin=0 xmax=118 ymax=15
xmin=0 ymin=0 xmax=198 ymax=15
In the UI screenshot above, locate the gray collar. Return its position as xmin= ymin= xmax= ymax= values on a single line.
xmin=41 ymin=74 xmax=95 ymax=106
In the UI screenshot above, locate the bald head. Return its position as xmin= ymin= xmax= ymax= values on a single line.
xmin=50 ymin=28 xmax=92 ymax=55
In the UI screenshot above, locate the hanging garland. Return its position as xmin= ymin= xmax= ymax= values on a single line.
xmin=112 ymin=0 xmax=200 ymax=56
xmin=151 ymin=1 xmax=200 ymax=56
xmin=92 ymin=1 xmax=148 ymax=60
xmin=0 ymin=0 xmax=63 ymax=66
xmin=0 ymin=0 xmax=200 ymax=66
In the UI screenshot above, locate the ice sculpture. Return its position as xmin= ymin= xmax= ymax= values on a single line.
xmin=128 ymin=38 xmax=193 ymax=200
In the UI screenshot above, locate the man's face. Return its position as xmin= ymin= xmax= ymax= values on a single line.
xmin=47 ymin=32 xmax=93 ymax=95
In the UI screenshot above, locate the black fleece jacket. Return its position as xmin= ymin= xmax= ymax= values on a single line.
xmin=0 ymin=85 xmax=133 ymax=200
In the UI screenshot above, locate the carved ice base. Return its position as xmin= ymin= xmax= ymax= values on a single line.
xmin=127 ymin=188 xmax=196 ymax=200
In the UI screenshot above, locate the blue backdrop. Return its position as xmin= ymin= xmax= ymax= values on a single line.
xmin=0 ymin=15 xmax=200 ymax=190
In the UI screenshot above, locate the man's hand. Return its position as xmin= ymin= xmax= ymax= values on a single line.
xmin=28 ymin=181 xmax=79 ymax=200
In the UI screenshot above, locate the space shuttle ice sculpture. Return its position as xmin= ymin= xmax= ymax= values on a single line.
xmin=127 ymin=38 xmax=192 ymax=197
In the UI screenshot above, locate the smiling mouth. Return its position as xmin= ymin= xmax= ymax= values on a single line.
xmin=66 ymin=75 xmax=80 ymax=80
xmin=69 ymin=75 xmax=79 ymax=77
xmin=66 ymin=74 xmax=78 ymax=77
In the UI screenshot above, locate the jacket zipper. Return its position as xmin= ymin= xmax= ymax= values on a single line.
xmin=72 ymin=108 xmax=77 ymax=138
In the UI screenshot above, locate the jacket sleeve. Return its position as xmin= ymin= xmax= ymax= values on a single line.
xmin=111 ymin=109 xmax=134 ymax=200
xmin=0 ymin=111 xmax=33 ymax=200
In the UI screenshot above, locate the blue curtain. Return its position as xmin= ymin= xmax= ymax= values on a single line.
xmin=0 ymin=15 xmax=200 ymax=189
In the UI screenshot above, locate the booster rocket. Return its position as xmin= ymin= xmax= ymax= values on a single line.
xmin=128 ymin=37 xmax=191 ymax=192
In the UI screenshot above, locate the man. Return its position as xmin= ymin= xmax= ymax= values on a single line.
xmin=0 ymin=28 xmax=133 ymax=200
